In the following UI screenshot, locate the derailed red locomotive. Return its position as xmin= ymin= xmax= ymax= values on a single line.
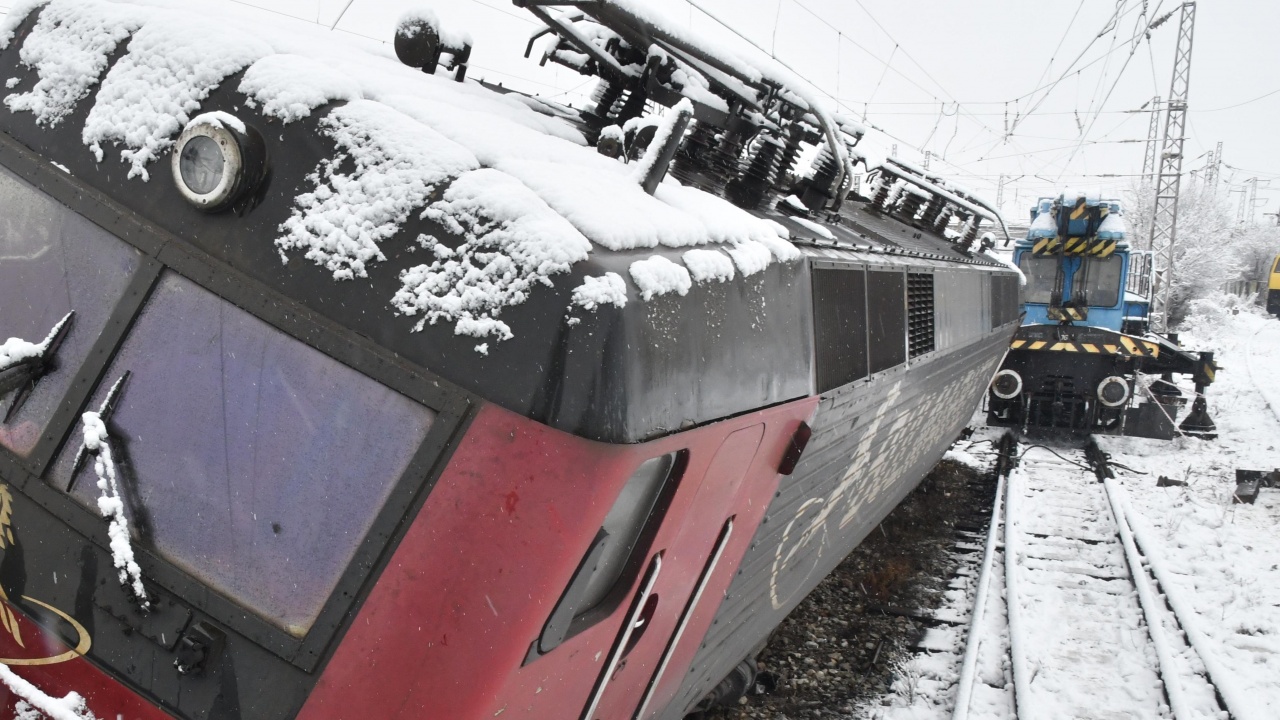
xmin=0 ymin=1 xmax=1019 ymax=718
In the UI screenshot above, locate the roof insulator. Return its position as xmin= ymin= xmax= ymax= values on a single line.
xmin=639 ymin=101 xmax=693 ymax=196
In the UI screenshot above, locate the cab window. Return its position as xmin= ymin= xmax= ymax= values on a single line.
xmin=1017 ymin=253 xmax=1057 ymax=304
xmin=0 ymin=164 xmax=142 ymax=456
xmin=1079 ymin=256 xmax=1122 ymax=308
xmin=49 ymin=272 xmax=435 ymax=636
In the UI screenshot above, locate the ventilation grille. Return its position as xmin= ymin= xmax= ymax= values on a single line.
xmin=908 ymin=272 xmax=935 ymax=358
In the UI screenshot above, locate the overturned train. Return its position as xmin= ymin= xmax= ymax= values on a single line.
xmin=0 ymin=1 xmax=1018 ymax=718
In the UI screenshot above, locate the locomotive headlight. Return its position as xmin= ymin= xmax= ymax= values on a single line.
xmin=991 ymin=369 xmax=1022 ymax=400
xmin=179 ymin=135 xmax=225 ymax=195
xmin=171 ymin=112 xmax=268 ymax=213
xmin=1097 ymin=376 xmax=1130 ymax=408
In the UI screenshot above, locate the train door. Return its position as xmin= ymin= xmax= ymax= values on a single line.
xmin=581 ymin=424 xmax=766 ymax=720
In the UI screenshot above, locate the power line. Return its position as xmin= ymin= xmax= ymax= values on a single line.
xmin=1194 ymin=87 xmax=1280 ymax=113
xmin=1054 ymin=5 xmax=1156 ymax=180
xmin=1005 ymin=0 xmax=1158 ymax=143
xmin=979 ymin=139 xmax=1146 ymax=162
xmin=843 ymin=107 xmax=1145 ymax=117
xmin=1033 ymin=0 xmax=1087 ymax=92
xmin=750 ymin=0 xmax=1005 ymax=147
xmin=846 ymin=0 xmax=955 ymax=102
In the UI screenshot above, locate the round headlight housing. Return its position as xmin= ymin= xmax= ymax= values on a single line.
xmin=991 ymin=369 xmax=1023 ymax=400
xmin=1097 ymin=376 xmax=1130 ymax=408
xmin=171 ymin=112 xmax=267 ymax=213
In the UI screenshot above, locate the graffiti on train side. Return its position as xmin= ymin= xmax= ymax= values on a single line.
xmin=769 ymin=357 xmax=1002 ymax=609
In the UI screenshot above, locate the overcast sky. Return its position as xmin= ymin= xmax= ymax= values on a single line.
xmin=4 ymin=0 xmax=1277 ymax=223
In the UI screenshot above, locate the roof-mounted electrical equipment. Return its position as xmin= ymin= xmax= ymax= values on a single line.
xmin=514 ymin=0 xmax=859 ymax=214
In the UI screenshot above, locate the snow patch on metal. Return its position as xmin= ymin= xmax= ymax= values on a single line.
xmin=392 ymin=167 xmax=592 ymax=342
xmin=682 ymin=249 xmax=735 ymax=284
xmin=629 ymin=256 xmax=691 ymax=301
xmin=277 ymin=100 xmax=479 ymax=281
xmin=571 ymin=273 xmax=628 ymax=310
xmin=238 ymin=53 xmax=361 ymax=123
xmin=82 ymin=11 xmax=271 ymax=179
xmin=2 ymin=0 xmax=144 ymax=127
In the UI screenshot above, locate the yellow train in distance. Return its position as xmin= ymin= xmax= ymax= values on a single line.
xmin=1270 ymin=253 xmax=1280 ymax=316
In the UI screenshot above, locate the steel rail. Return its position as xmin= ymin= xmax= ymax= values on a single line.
xmin=950 ymin=470 xmax=1007 ymax=720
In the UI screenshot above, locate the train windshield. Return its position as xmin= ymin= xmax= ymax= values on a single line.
xmin=46 ymin=272 xmax=436 ymax=636
xmin=0 ymin=164 xmax=143 ymax=456
xmin=1017 ymin=253 xmax=1058 ymax=304
xmin=1080 ymin=256 xmax=1123 ymax=307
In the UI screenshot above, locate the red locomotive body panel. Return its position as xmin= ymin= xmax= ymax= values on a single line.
xmin=298 ymin=398 xmax=816 ymax=720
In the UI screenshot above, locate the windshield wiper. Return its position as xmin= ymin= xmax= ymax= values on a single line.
xmin=68 ymin=370 xmax=128 ymax=489
xmin=70 ymin=372 xmax=150 ymax=612
xmin=0 ymin=312 xmax=74 ymax=423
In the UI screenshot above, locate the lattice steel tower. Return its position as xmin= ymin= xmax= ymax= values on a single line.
xmin=1140 ymin=96 xmax=1161 ymax=187
xmin=1148 ymin=2 xmax=1196 ymax=331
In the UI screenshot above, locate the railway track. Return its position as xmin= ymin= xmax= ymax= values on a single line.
xmin=950 ymin=434 xmax=1246 ymax=720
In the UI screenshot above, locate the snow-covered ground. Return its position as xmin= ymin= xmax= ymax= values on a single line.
xmin=863 ymin=293 xmax=1280 ymax=719
xmin=1101 ymin=295 xmax=1280 ymax=720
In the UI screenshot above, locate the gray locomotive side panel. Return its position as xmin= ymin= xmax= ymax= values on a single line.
xmin=664 ymin=325 xmax=1014 ymax=718
xmin=936 ymin=269 xmax=992 ymax=352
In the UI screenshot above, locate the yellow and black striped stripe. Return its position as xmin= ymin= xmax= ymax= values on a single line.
xmin=1063 ymin=236 xmax=1088 ymax=255
xmin=1046 ymin=306 xmax=1088 ymax=321
xmin=1011 ymin=337 xmax=1160 ymax=357
xmin=1069 ymin=198 xmax=1087 ymax=220
xmin=1032 ymin=236 xmax=1062 ymax=255
xmin=1089 ymin=238 xmax=1117 ymax=257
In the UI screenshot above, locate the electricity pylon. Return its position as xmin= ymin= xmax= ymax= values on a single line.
xmin=1147 ymin=2 xmax=1196 ymax=332
xmin=1204 ymin=141 xmax=1222 ymax=195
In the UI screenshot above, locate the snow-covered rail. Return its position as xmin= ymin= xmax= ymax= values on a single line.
xmin=952 ymin=438 xmax=1229 ymax=720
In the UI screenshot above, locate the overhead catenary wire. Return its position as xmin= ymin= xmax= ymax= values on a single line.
xmin=1053 ymin=4 xmax=1158 ymax=181
xmin=799 ymin=0 xmax=1006 ymax=143
xmin=1033 ymin=0 xmax=1087 ymax=93
xmin=1195 ymin=87 xmax=1280 ymax=113
xmin=1005 ymin=0 xmax=1138 ymax=138
xmin=744 ymin=0 xmax=1006 ymax=147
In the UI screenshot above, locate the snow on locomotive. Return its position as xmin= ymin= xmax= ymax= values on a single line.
xmin=0 ymin=1 xmax=1018 ymax=718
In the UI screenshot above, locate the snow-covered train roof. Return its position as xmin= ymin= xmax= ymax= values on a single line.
xmin=0 ymin=0 xmax=1011 ymax=443
xmin=1 ymin=0 xmax=805 ymax=331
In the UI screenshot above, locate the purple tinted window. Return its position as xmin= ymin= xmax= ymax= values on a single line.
xmin=49 ymin=273 xmax=435 ymax=635
xmin=0 ymin=163 xmax=141 ymax=456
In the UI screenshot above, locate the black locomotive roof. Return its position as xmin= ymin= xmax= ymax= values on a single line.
xmin=0 ymin=0 xmax=1010 ymax=443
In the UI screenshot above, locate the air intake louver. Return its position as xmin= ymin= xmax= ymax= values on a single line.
xmin=908 ymin=272 xmax=935 ymax=358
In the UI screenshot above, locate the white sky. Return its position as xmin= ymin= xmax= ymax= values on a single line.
xmin=3 ymin=0 xmax=1277 ymax=222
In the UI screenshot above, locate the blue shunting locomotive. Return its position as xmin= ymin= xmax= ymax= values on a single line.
xmin=987 ymin=191 xmax=1218 ymax=439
